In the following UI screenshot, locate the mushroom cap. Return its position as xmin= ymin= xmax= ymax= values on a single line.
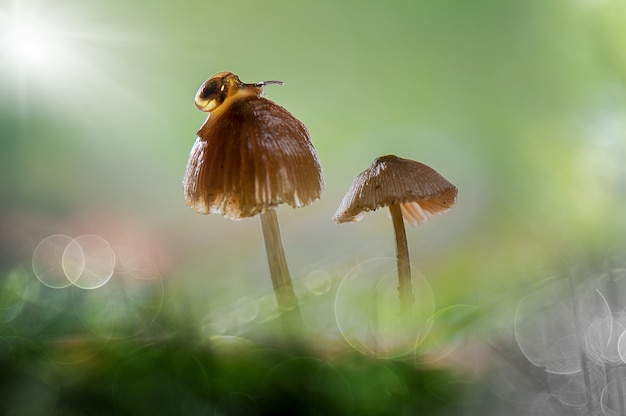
xmin=333 ymin=155 xmax=457 ymax=226
xmin=184 ymin=95 xmax=324 ymax=219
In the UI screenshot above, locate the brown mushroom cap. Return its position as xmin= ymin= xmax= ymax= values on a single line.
xmin=184 ymin=95 xmax=324 ymax=219
xmin=333 ymin=155 xmax=457 ymax=226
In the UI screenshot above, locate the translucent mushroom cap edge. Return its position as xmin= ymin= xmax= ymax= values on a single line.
xmin=333 ymin=154 xmax=458 ymax=226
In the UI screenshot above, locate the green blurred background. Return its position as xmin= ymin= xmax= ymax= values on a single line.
xmin=1 ymin=0 xmax=626 ymax=414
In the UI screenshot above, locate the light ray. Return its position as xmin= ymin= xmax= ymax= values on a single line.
xmin=0 ymin=1 xmax=157 ymax=134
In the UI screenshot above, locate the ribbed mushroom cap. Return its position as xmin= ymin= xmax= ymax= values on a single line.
xmin=333 ymin=155 xmax=457 ymax=226
xmin=184 ymin=86 xmax=323 ymax=220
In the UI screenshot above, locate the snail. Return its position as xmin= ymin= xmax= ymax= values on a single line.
xmin=194 ymin=71 xmax=283 ymax=113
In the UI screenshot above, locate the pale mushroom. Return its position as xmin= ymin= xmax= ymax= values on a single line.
xmin=333 ymin=154 xmax=457 ymax=317
xmin=184 ymin=72 xmax=324 ymax=329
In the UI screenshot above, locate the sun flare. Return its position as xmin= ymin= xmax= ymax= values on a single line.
xmin=0 ymin=3 xmax=152 ymax=121
xmin=1 ymin=9 xmax=69 ymax=72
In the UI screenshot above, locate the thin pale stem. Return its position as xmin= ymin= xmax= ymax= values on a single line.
xmin=390 ymin=203 xmax=413 ymax=318
xmin=259 ymin=208 xmax=302 ymax=330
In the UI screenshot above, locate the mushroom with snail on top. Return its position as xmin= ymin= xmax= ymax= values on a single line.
xmin=333 ymin=155 xmax=457 ymax=320
xmin=183 ymin=71 xmax=324 ymax=330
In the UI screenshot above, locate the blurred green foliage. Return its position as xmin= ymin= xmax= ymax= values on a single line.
xmin=0 ymin=334 xmax=470 ymax=415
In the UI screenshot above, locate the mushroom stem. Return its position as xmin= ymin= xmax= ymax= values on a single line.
xmin=259 ymin=207 xmax=302 ymax=330
xmin=389 ymin=203 xmax=413 ymax=318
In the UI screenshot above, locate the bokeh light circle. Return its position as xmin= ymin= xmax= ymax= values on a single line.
xmin=617 ymin=329 xmax=626 ymax=364
xmin=600 ymin=376 xmax=626 ymax=416
xmin=418 ymin=304 xmax=479 ymax=364
xmin=334 ymin=257 xmax=434 ymax=358
xmin=63 ymin=234 xmax=115 ymax=290
xmin=545 ymin=334 xmax=583 ymax=375
xmin=527 ymin=392 xmax=578 ymax=416
xmin=61 ymin=238 xmax=85 ymax=283
xmin=232 ymin=296 xmax=260 ymax=325
xmin=547 ymin=361 xmax=606 ymax=410
xmin=514 ymin=278 xmax=581 ymax=374
xmin=201 ymin=296 xmax=260 ymax=337
xmin=32 ymin=234 xmax=74 ymax=289
xmin=33 ymin=234 xmax=117 ymax=290
xmin=584 ymin=314 xmax=626 ymax=365
xmin=305 ymin=269 xmax=332 ymax=295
